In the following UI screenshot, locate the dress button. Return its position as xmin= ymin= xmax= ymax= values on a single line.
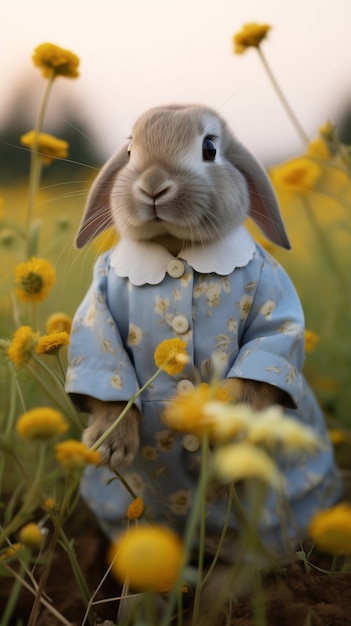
xmin=167 ymin=259 xmax=185 ymax=279
xmin=172 ymin=315 xmax=189 ymax=334
xmin=182 ymin=434 xmax=201 ymax=452
xmin=177 ymin=379 xmax=194 ymax=396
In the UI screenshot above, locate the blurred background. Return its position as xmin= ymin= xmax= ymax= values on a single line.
xmin=2 ymin=0 xmax=351 ymax=180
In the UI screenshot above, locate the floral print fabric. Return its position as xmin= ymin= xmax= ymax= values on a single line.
xmin=66 ymin=236 xmax=342 ymax=557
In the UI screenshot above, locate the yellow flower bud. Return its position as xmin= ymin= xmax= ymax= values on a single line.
xmin=19 ymin=523 xmax=45 ymax=549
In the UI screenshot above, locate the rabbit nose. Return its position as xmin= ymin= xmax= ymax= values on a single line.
xmin=135 ymin=167 xmax=175 ymax=202
xmin=139 ymin=181 xmax=171 ymax=201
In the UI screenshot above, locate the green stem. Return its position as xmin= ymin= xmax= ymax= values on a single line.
xmin=28 ymin=357 xmax=83 ymax=428
xmin=0 ymin=363 xmax=18 ymax=497
xmin=201 ymin=484 xmax=234 ymax=586
xmin=1 ymin=562 xmax=28 ymax=626
xmin=58 ymin=528 xmax=93 ymax=616
xmin=191 ymin=433 xmax=210 ymax=626
xmin=230 ymin=483 xmax=275 ymax=565
xmin=251 ymin=569 xmax=266 ymax=626
xmin=55 ymin=350 xmax=67 ymax=380
xmin=4 ymin=362 xmax=18 ymax=437
xmin=91 ymin=368 xmax=163 ymax=451
xmin=0 ymin=443 xmax=47 ymax=547
xmin=30 ymin=301 xmax=38 ymax=332
xmin=257 ymin=46 xmax=308 ymax=146
xmin=4 ymin=562 xmax=72 ymax=626
xmin=161 ymin=433 xmax=210 ymax=626
xmin=329 ymin=552 xmax=339 ymax=575
xmin=25 ymin=72 xmax=55 ymax=258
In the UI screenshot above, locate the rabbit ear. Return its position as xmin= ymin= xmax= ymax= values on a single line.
xmin=226 ymin=139 xmax=291 ymax=249
xmin=75 ymin=145 xmax=129 ymax=248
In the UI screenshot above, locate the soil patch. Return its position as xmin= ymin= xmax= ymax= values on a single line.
xmin=2 ymin=517 xmax=351 ymax=626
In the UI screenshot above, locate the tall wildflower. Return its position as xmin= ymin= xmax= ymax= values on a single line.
xmin=233 ymin=23 xmax=271 ymax=53
xmin=25 ymin=43 xmax=80 ymax=256
xmin=32 ymin=43 xmax=80 ymax=79
xmin=308 ymin=504 xmax=351 ymax=554
xmin=14 ymin=258 xmax=55 ymax=303
xmin=233 ymin=22 xmax=308 ymax=144
xmin=7 ymin=326 xmax=38 ymax=367
xmin=109 ymin=525 xmax=185 ymax=592
xmin=20 ymin=131 xmax=69 ymax=166
xmin=16 ymin=407 xmax=68 ymax=441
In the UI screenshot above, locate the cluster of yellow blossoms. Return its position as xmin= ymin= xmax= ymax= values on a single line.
xmin=7 ymin=323 xmax=70 ymax=367
xmin=21 ymin=131 xmax=69 ymax=166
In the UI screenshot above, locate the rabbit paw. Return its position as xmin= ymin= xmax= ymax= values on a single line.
xmin=82 ymin=399 xmax=140 ymax=470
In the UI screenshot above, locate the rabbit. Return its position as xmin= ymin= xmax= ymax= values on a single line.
xmin=70 ymin=104 xmax=294 ymax=467
xmin=66 ymin=104 xmax=341 ymax=617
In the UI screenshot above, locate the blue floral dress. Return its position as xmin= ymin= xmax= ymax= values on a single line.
xmin=66 ymin=226 xmax=342 ymax=558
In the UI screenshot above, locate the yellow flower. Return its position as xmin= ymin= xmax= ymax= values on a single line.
xmin=308 ymin=503 xmax=351 ymax=554
xmin=245 ymin=406 xmax=321 ymax=454
xmin=304 ymin=330 xmax=320 ymax=353
xmin=0 ymin=543 xmax=23 ymax=561
xmin=19 ymin=523 xmax=45 ymax=549
xmin=162 ymin=382 xmax=231 ymax=438
xmin=154 ymin=338 xmax=188 ymax=375
xmin=233 ymin=22 xmax=271 ymax=54
xmin=213 ymin=441 xmax=284 ymax=491
xmin=328 ymin=429 xmax=350 ymax=445
xmin=108 ymin=525 xmax=185 ymax=592
xmin=7 ymin=325 xmax=38 ymax=367
xmin=319 ymin=120 xmax=335 ymax=141
xmin=126 ymin=497 xmax=145 ymax=520
xmin=0 ymin=197 xmax=4 ymax=221
xmin=32 ymin=42 xmax=80 ymax=79
xmin=314 ymin=376 xmax=339 ymax=393
xmin=195 ymin=401 xmax=252 ymax=442
xmin=20 ymin=131 xmax=69 ymax=166
xmin=55 ymin=440 xmax=101 ymax=470
xmin=307 ymin=138 xmax=331 ymax=160
xmin=36 ymin=331 xmax=70 ymax=355
xmin=15 ymin=257 xmax=55 ymax=303
xmin=270 ymin=157 xmax=321 ymax=193
xmin=46 ymin=312 xmax=72 ymax=334
xmin=43 ymin=497 xmax=57 ymax=511
xmin=16 ymin=407 xmax=68 ymax=441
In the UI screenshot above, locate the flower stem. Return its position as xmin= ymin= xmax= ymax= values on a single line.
xmin=161 ymin=433 xmax=210 ymax=626
xmin=1 ymin=562 xmax=29 ymax=626
xmin=191 ymin=433 xmax=210 ymax=625
xmin=200 ymin=484 xmax=234 ymax=586
xmin=3 ymin=562 xmax=72 ymax=626
xmin=29 ymin=356 xmax=83 ymax=428
xmin=91 ymin=368 xmax=163 ymax=451
xmin=0 ymin=443 xmax=47 ymax=548
xmin=25 ymin=71 xmax=55 ymax=258
xmin=257 ymin=46 xmax=308 ymax=146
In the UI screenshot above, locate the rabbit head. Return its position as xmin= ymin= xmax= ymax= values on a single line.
xmin=76 ymin=104 xmax=290 ymax=250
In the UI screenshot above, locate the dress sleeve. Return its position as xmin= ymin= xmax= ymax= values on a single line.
xmin=65 ymin=252 xmax=140 ymax=404
xmin=228 ymin=250 xmax=305 ymax=406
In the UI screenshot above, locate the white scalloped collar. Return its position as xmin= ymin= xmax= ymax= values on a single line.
xmin=109 ymin=225 xmax=256 ymax=286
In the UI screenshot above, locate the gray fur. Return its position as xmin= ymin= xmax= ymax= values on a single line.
xmin=75 ymin=104 xmax=290 ymax=250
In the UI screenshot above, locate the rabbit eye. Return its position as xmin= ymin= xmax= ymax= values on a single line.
xmin=202 ymin=137 xmax=216 ymax=161
xmin=127 ymin=141 xmax=133 ymax=156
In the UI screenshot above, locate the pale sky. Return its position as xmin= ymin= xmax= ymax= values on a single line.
xmin=2 ymin=0 xmax=351 ymax=163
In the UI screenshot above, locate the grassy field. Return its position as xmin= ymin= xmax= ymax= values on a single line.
xmin=1 ymin=134 xmax=351 ymax=624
